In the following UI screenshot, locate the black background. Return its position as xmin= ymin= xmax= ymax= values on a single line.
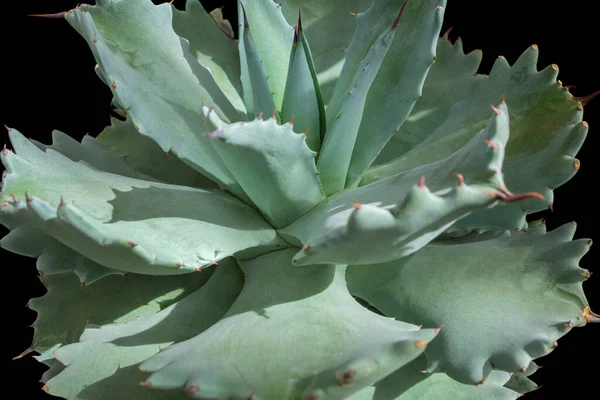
xmin=2 ymin=0 xmax=599 ymax=398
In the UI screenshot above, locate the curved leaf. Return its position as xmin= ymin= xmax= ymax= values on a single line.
xmin=347 ymin=223 xmax=593 ymax=384
xmin=172 ymin=0 xmax=245 ymax=114
xmin=65 ymin=1 xmax=247 ymax=196
xmin=208 ymin=117 xmax=325 ymax=228
xmin=97 ymin=117 xmax=218 ymax=189
xmin=46 ymin=260 xmax=243 ymax=399
xmin=238 ymin=0 xmax=294 ymax=110
xmin=1 ymin=129 xmax=284 ymax=275
xmin=370 ymin=40 xmax=587 ymax=229
xmin=139 ymin=249 xmax=438 ymax=399
xmin=281 ymin=103 xmax=541 ymax=266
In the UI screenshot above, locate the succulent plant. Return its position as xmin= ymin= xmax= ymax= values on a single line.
xmin=3 ymin=0 xmax=598 ymax=398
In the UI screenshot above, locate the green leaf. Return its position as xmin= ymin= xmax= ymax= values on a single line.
xmin=46 ymin=260 xmax=243 ymax=400
xmin=66 ymin=1 xmax=247 ymax=196
xmin=503 ymin=361 xmax=540 ymax=394
xmin=345 ymin=0 xmax=446 ymax=187
xmin=172 ymin=0 xmax=245 ymax=114
xmin=207 ymin=118 xmax=325 ymax=228
xmin=281 ymin=14 xmax=326 ymax=151
xmin=281 ymin=103 xmax=542 ymax=266
xmin=1 ymin=129 xmax=284 ymax=275
xmin=371 ymin=40 xmax=587 ymax=230
xmin=347 ymin=223 xmax=593 ymax=384
xmin=139 ymin=249 xmax=438 ymax=399
xmin=29 ymin=266 xmax=211 ymax=361
xmin=317 ymin=5 xmax=403 ymax=194
xmin=97 ymin=117 xmax=218 ymax=189
xmin=280 ymin=0 xmax=372 ymax=105
xmin=354 ymin=356 xmax=519 ymax=399
xmin=240 ymin=6 xmax=277 ymax=119
xmin=238 ymin=0 xmax=294 ymax=110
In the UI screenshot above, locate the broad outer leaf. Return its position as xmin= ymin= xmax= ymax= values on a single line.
xmin=281 ymin=103 xmax=541 ymax=266
xmin=370 ymin=41 xmax=587 ymax=230
xmin=208 ymin=118 xmax=325 ymax=228
xmin=353 ymin=356 xmax=519 ymax=399
xmin=98 ymin=117 xmax=218 ymax=189
xmin=172 ymin=0 xmax=245 ymax=114
xmin=46 ymin=260 xmax=243 ymax=399
xmin=347 ymin=223 xmax=593 ymax=384
xmin=28 ymin=267 xmax=210 ymax=362
xmin=503 ymin=361 xmax=540 ymax=395
xmin=66 ymin=1 xmax=246 ymax=195
xmin=139 ymin=249 xmax=439 ymax=399
xmin=1 ymin=128 xmax=284 ymax=275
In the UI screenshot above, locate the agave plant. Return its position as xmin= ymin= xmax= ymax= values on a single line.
xmin=3 ymin=0 xmax=598 ymax=398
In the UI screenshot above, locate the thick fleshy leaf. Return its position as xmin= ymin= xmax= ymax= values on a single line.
xmin=96 ymin=117 xmax=218 ymax=189
xmin=318 ymin=6 xmax=403 ymax=194
xmin=281 ymin=103 xmax=542 ymax=266
xmin=354 ymin=356 xmax=519 ymax=399
xmin=208 ymin=117 xmax=325 ymax=228
xmin=347 ymin=223 xmax=594 ymax=384
xmin=65 ymin=1 xmax=246 ymax=196
xmin=172 ymin=0 xmax=245 ymax=114
xmin=503 ymin=361 xmax=540 ymax=394
xmin=344 ymin=0 xmax=446 ymax=187
xmin=281 ymin=15 xmax=326 ymax=151
xmin=280 ymin=0 xmax=372 ymax=104
xmin=370 ymin=40 xmax=587 ymax=229
xmin=238 ymin=0 xmax=294 ymax=110
xmin=1 ymin=129 xmax=284 ymax=274
xmin=46 ymin=260 xmax=243 ymax=399
xmin=28 ymin=266 xmax=211 ymax=362
xmin=139 ymin=249 xmax=438 ymax=399
xmin=240 ymin=7 xmax=277 ymax=119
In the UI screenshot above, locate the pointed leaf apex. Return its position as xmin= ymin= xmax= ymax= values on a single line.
xmin=241 ymin=4 xmax=249 ymax=29
xmin=456 ymin=173 xmax=465 ymax=186
xmin=501 ymin=94 xmax=506 ymax=104
xmin=139 ymin=381 xmax=152 ymax=388
xmin=575 ymin=90 xmax=600 ymax=106
xmin=417 ymin=176 xmax=426 ymax=188
xmin=443 ymin=26 xmax=454 ymax=40
xmin=490 ymin=104 xmax=501 ymax=116
xmin=12 ymin=347 xmax=35 ymax=360
xmin=583 ymin=305 xmax=600 ymax=323
xmin=29 ymin=12 xmax=67 ymax=19
xmin=391 ymin=0 xmax=409 ymax=30
xmin=295 ymin=10 xmax=303 ymax=44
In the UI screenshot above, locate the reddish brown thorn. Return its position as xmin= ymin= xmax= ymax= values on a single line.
xmin=582 ymin=305 xmax=600 ymax=323
xmin=566 ymin=321 xmax=574 ymax=328
xmin=272 ymin=108 xmax=277 ymax=120
xmin=135 ymin=125 xmax=140 ymax=131
xmin=12 ymin=347 xmax=35 ymax=360
xmin=436 ymin=5 xmax=442 ymax=11
xmin=391 ymin=0 xmax=409 ymax=30
xmin=343 ymin=370 xmax=357 ymax=380
xmin=304 ymin=128 xmax=311 ymax=137
xmin=350 ymin=12 xmax=358 ymax=17
xmin=574 ymin=159 xmax=581 ymax=170
xmin=476 ymin=380 xmax=485 ymax=387
xmin=25 ymin=192 xmax=33 ymax=202
xmin=169 ymin=0 xmax=175 ymax=4
xmin=456 ymin=173 xmax=465 ymax=186
xmin=443 ymin=27 xmax=454 ymax=41
xmin=186 ymin=385 xmax=200 ymax=394
xmin=302 ymin=244 xmax=310 ymax=251
xmin=577 ymin=102 xmax=584 ymax=110
xmin=304 ymin=394 xmax=318 ymax=400
xmin=417 ymin=176 xmax=426 ymax=188
xmin=552 ymin=341 xmax=558 ymax=348
xmin=435 ymin=325 xmax=445 ymax=334
xmin=489 ymin=188 xmax=544 ymax=203
xmin=59 ymin=196 xmax=67 ymax=207
xmin=84 ymin=5 xmax=89 ymax=12
xmin=292 ymin=259 xmax=297 ymax=263
xmin=241 ymin=4 xmax=249 ymax=29
xmin=208 ymin=107 xmax=213 ymax=114
xmin=127 ymin=241 xmax=137 ymax=248
xmin=565 ymin=85 xmax=576 ymax=91
xmin=490 ymin=104 xmax=501 ymax=116
xmin=484 ymin=140 xmax=498 ymax=150
xmin=588 ymin=239 xmax=594 ymax=246
xmin=2 ymin=143 xmax=8 ymax=155
xmin=575 ymin=90 xmax=600 ymax=106
xmin=289 ymin=114 xmax=295 ymax=125
xmin=201 ymin=99 xmax=205 ymax=107
xmin=29 ymin=12 xmax=67 ymax=19
xmin=177 ymin=263 xmax=184 ymax=268
xmin=139 ymin=381 xmax=152 ymax=388
xmin=93 ymin=31 xmax=97 ymax=43
xmin=548 ymin=203 xmax=554 ymax=212
xmin=294 ymin=10 xmax=303 ymax=44
xmin=80 ymin=281 xmax=86 ymax=288
xmin=257 ymin=111 xmax=263 ymax=120
xmin=165 ymin=150 xmax=170 ymax=156
xmin=111 ymin=81 xmax=117 ymax=89
xmin=519 ymin=366 xmax=527 ymax=373
xmin=501 ymin=94 xmax=506 ymax=104
xmin=194 ymin=267 xmax=202 ymax=272
xmin=4 ymin=124 xmax=12 ymax=132
xmin=85 ymin=318 xmax=91 ymax=325
xmin=246 ymin=393 xmax=255 ymax=400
